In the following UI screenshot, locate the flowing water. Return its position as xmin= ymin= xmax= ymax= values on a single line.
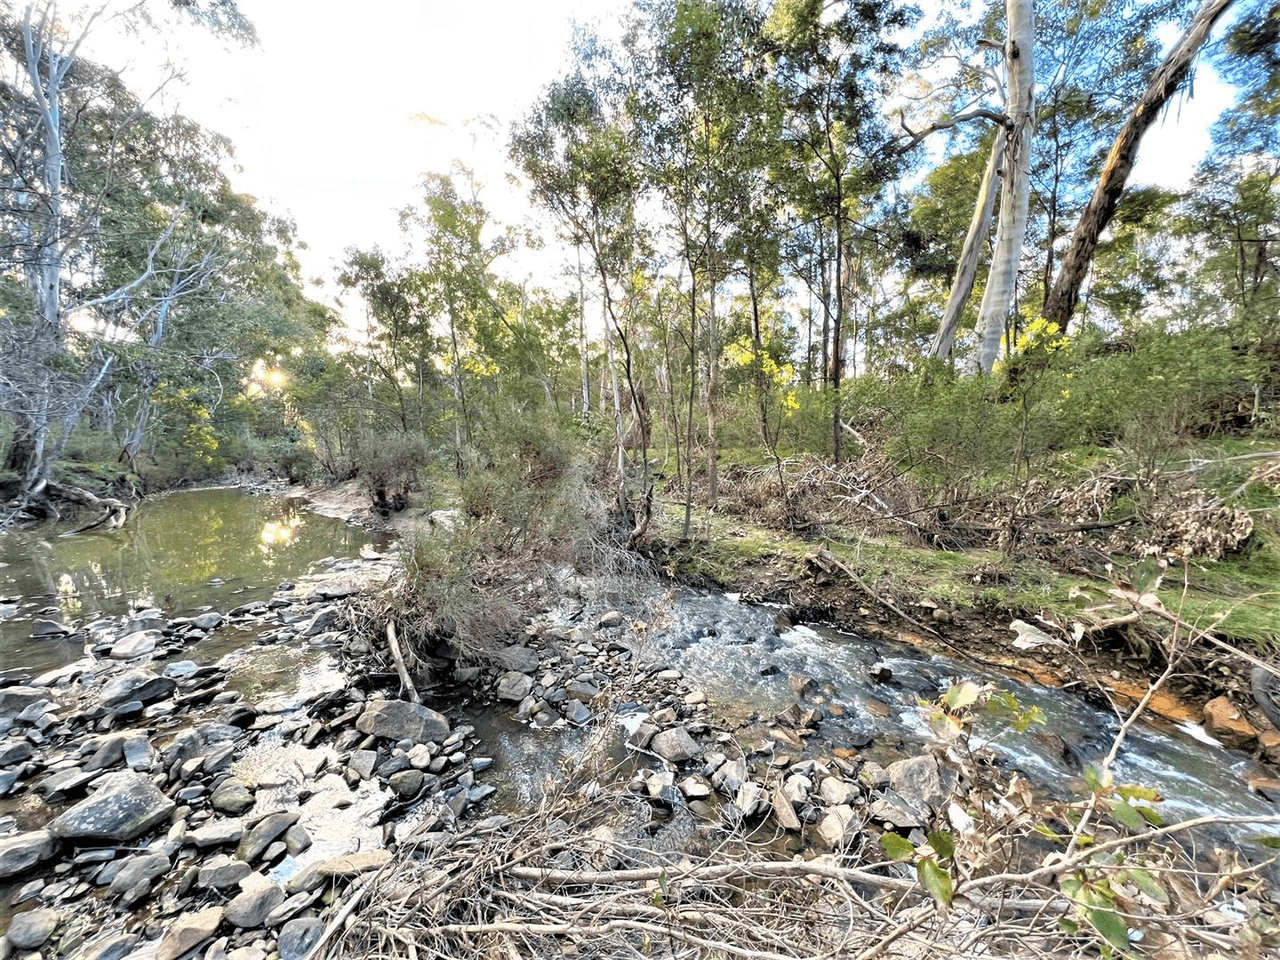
xmin=0 ymin=487 xmax=386 ymax=675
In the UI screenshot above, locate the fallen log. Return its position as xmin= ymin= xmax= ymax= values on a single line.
xmin=47 ymin=482 xmax=133 ymax=535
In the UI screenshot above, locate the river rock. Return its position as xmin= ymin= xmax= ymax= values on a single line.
xmin=299 ymin=606 xmax=340 ymax=638
xmin=651 ymin=726 xmax=700 ymax=763
xmin=1204 ymin=696 xmax=1259 ymax=750
xmin=110 ymin=629 xmax=164 ymax=660
xmin=356 ymin=699 xmax=450 ymax=742
xmin=189 ymin=818 xmax=243 ymax=848
xmin=497 ymin=645 xmax=540 ymax=673
xmin=817 ymin=804 xmax=858 ymax=847
xmin=191 ymin=611 xmax=225 ymax=631
xmin=6 ymin=907 xmax=60 ymax=948
xmin=277 ymin=918 xmax=324 ymax=960
xmin=225 ymin=872 xmax=286 ymax=927
xmin=123 ymin=610 xmax=166 ymax=634
xmin=772 ymin=782 xmax=801 ymax=831
xmin=0 ymin=830 xmax=55 ymax=878
xmin=733 ymin=781 xmax=768 ymax=818
xmin=0 ymin=685 xmax=46 ymax=715
xmin=48 ymin=771 xmax=176 ymax=842
xmin=888 ymin=756 xmax=949 ymax=811
xmin=210 ymin=777 xmax=255 ymax=815
xmin=100 ymin=670 xmax=176 ymax=707
xmin=31 ymin=618 xmax=72 ymax=637
xmin=107 ymin=851 xmax=170 ymax=897
xmin=199 ymin=854 xmax=253 ymax=890
xmin=564 ymin=699 xmax=592 ymax=725
xmin=0 ymin=738 xmax=34 ymax=766
xmin=122 ymin=735 xmax=154 ymax=771
xmin=496 ymin=671 xmax=534 ymax=702
xmin=819 ymin=776 xmax=858 ymax=806
xmin=237 ymin=811 xmax=298 ymax=863
xmin=711 ymin=757 xmax=748 ymax=795
xmin=156 ymin=906 xmax=223 ymax=960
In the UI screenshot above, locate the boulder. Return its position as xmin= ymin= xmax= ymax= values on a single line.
xmin=0 ymin=830 xmax=54 ymax=879
xmin=1204 ymin=696 xmax=1259 ymax=751
xmin=496 ymin=672 xmax=534 ymax=702
xmin=650 ymin=726 xmax=701 ymax=763
xmin=356 ymin=700 xmax=450 ymax=743
xmin=156 ymin=906 xmax=223 ymax=960
xmin=99 ymin=670 xmax=176 ymax=708
xmin=48 ymin=771 xmax=176 ymax=842
xmin=7 ymin=907 xmax=60 ymax=948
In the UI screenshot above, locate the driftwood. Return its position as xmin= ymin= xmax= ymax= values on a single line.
xmin=385 ymin=619 xmax=421 ymax=704
xmin=48 ymin=481 xmax=132 ymax=535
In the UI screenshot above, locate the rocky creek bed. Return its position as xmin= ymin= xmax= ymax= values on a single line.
xmin=2 ymin=507 xmax=1279 ymax=959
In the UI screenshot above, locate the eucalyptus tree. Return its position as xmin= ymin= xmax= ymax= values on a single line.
xmin=763 ymin=0 xmax=913 ymax=459
xmin=0 ymin=1 xmax=255 ymax=516
xmin=511 ymin=61 xmax=655 ymax=545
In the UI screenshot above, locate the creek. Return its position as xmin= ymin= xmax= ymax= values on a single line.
xmin=1 ymin=489 xmax=1273 ymax=835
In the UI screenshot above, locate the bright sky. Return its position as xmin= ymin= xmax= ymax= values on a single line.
xmin=76 ymin=0 xmax=1234 ymax=316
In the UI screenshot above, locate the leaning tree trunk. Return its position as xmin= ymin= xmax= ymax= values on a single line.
xmin=973 ymin=0 xmax=1035 ymax=375
xmin=1042 ymin=0 xmax=1238 ymax=333
xmin=930 ymin=136 xmax=1003 ymax=360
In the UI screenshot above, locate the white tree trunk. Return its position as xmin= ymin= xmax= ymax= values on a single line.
xmin=973 ymin=0 xmax=1035 ymax=374
xmin=929 ymin=135 xmax=1003 ymax=360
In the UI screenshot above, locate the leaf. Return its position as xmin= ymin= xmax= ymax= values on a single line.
xmin=1136 ymin=805 xmax=1163 ymax=827
xmin=946 ymin=681 xmax=982 ymax=711
xmin=1247 ymin=834 xmax=1280 ymax=849
xmin=917 ymin=857 xmax=954 ymax=907
xmin=1109 ymin=800 xmax=1146 ymax=832
xmin=1085 ymin=906 xmax=1131 ymax=951
xmin=1116 ymin=785 xmax=1161 ymax=803
xmin=880 ymin=832 xmax=915 ymax=862
xmin=927 ymin=830 xmax=956 ymax=860
xmin=1034 ymin=823 xmax=1064 ymax=843
xmin=1120 ymin=867 xmax=1169 ymax=905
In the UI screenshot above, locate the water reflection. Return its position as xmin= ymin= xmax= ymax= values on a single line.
xmin=0 ymin=488 xmax=384 ymax=673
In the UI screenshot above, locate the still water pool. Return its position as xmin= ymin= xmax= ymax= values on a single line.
xmin=0 ymin=487 xmax=385 ymax=674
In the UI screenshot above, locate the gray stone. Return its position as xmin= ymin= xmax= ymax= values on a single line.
xmin=496 ymin=645 xmax=540 ymax=673
xmin=191 ymin=611 xmax=225 ymax=631
xmin=78 ymin=934 xmax=137 ymax=960
xmin=650 ymin=726 xmax=700 ymax=763
xmin=772 ymin=782 xmax=801 ymax=831
xmin=887 ymin=756 xmax=947 ymax=811
xmin=867 ymin=793 xmax=927 ymax=830
xmin=389 ymin=769 xmax=424 ymax=799
xmin=31 ymin=618 xmax=72 ymax=637
xmin=817 ymin=804 xmax=858 ymax=847
xmin=189 ymin=818 xmax=243 ymax=848
xmin=299 ymin=606 xmax=340 ymax=638
xmin=122 ymin=735 xmax=154 ymax=771
xmin=156 ymin=905 xmax=223 ymax=960
xmin=496 ymin=671 xmax=534 ymax=702
xmin=0 ymin=685 xmax=46 ymax=715
xmin=7 ymin=907 xmax=60 ymax=948
xmin=110 ymin=629 xmax=164 ymax=660
xmin=236 ymin=810 xmax=298 ymax=863
xmin=819 ymin=776 xmax=858 ymax=807
xmin=678 ymin=776 xmax=711 ymax=800
xmin=225 ymin=874 xmax=286 ymax=927
xmin=283 ymin=823 xmax=312 ymax=856
xmin=32 ymin=765 xmax=87 ymax=798
xmin=162 ymin=660 xmax=199 ymax=680
xmin=597 ymin=610 xmax=623 ymax=629
xmin=277 ymin=917 xmax=324 ymax=960
xmin=733 ymin=781 xmax=768 ymax=818
xmin=48 ymin=771 xmax=176 ymax=842
xmin=348 ymin=749 xmax=378 ymax=780
xmin=123 ymin=611 xmax=166 ymax=635
xmin=782 ymin=774 xmax=812 ymax=806
xmin=0 ymin=738 xmax=34 ymax=766
xmin=711 ymin=757 xmax=747 ymax=795
xmin=566 ymin=679 xmax=601 ymax=700
xmin=83 ymin=736 xmax=126 ymax=772
xmin=198 ymin=854 xmax=252 ymax=890
xmin=210 ymin=777 xmax=255 ymax=815
xmin=355 ymin=699 xmax=450 ymax=743
xmin=107 ymin=852 xmax=170 ymax=897
xmin=99 ymin=670 xmax=176 ymax=707
xmin=563 ymin=699 xmax=591 ymax=725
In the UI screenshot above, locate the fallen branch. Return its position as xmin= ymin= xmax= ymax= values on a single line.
xmin=385 ymin=619 xmax=420 ymax=704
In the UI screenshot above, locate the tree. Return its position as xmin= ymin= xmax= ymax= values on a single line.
xmin=0 ymin=1 xmax=255 ymax=516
